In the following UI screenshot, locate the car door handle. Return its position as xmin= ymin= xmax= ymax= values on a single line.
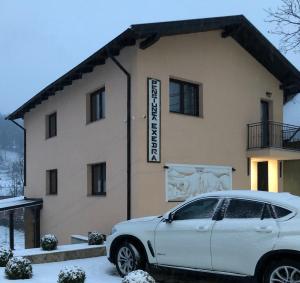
xmin=196 ymin=225 xmax=210 ymax=232
xmin=255 ymin=226 xmax=273 ymax=233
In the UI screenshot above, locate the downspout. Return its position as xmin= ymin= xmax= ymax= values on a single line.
xmin=109 ymin=55 xmax=131 ymax=220
xmin=10 ymin=120 xmax=26 ymax=188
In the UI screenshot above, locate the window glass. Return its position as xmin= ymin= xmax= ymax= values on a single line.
xmin=273 ymin=205 xmax=292 ymax=218
xmin=47 ymin=113 xmax=57 ymax=138
xmin=169 ymin=81 xmax=181 ymax=113
xmin=174 ymin=198 xmax=219 ymax=220
xmin=47 ymin=169 xmax=57 ymax=195
xmin=91 ymin=163 xmax=106 ymax=195
xmin=225 ymin=199 xmax=264 ymax=219
xmin=169 ymin=79 xmax=200 ymax=116
xmin=90 ymin=88 xmax=105 ymax=122
xmin=184 ymin=84 xmax=198 ymax=116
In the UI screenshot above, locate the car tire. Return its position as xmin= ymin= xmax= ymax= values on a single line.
xmin=115 ymin=242 xmax=146 ymax=277
xmin=263 ymin=259 xmax=300 ymax=283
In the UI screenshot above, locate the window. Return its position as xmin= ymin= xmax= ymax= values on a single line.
xmin=90 ymin=88 xmax=105 ymax=122
xmin=173 ymin=198 xmax=219 ymax=220
xmin=169 ymin=79 xmax=201 ymax=116
xmin=46 ymin=112 xmax=57 ymax=138
xmin=225 ymin=199 xmax=265 ymax=219
xmin=46 ymin=169 xmax=57 ymax=195
xmin=273 ymin=205 xmax=292 ymax=219
xmin=91 ymin=163 xmax=106 ymax=195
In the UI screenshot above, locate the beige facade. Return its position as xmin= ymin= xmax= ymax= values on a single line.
xmin=21 ymin=29 xmax=300 ymax=245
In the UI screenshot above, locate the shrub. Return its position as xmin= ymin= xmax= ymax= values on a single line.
xmin=58 ymin=266 xmax=86 ymax=283
xmin=5 ymin=257 xmax=32 ymax=280
xmin=88 ymin=232 xmax=104 ymax=245
xmin=0 ymin=247 xmax=13 ymax=267
xmin=122 ymin=270 xmax=156 ymax=283
xmin=41 ymin=234 xmax=58 ymax=251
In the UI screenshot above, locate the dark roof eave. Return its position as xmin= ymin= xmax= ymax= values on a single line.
xmin=7 ymin=15 xmax=300 ymax=120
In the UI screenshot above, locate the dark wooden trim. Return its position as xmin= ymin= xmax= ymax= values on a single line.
xmin=140 ymin=33 xmax=160 ymax=49
xmin=9 ymin=210 xmax=14 ymax=250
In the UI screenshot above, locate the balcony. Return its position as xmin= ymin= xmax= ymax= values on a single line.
xmin=247 ymin=121 xmax=300 ymax=152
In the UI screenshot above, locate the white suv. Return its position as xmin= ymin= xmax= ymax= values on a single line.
xmin=106 ymin=190 xmax=300 ymax=283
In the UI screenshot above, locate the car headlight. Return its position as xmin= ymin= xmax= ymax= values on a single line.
xmin=111 ymin=226 xmax=117 ymax=234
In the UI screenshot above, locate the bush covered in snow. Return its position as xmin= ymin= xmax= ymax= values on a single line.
xmin=5 ymin=256 xmax=32 ymax=279
xmin=122 ymin=270 xmax=156 ymax=283
xmin=58 ymin=266 xmax=86 ymax=283
xmin=0 ymin=247 xmax=13 ymax=267
xmin=41 ymin=234 xmax=58 ymax=251
xmin=88 ymin=232 xmax=104 ymax=245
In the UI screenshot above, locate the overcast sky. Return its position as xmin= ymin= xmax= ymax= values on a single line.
xmin=0 ymin=0 xmax=299 ymax=115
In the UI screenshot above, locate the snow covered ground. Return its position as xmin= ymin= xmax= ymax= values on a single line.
xmin=0 ymin=149 xmax=21 ymax=196
xmin=284 ymin=94 xmax=300 ymax=126
xmin=0 ymin=225 xmax=24 ymax=249
xmin=0 ymin=256 xmax=121 ymax=283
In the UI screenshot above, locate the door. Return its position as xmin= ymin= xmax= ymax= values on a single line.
xmin=258 ymin=161 xmax=268 ymax=191
xmin=211 ymin=198 xmax=279 ymax=276
xmin=261 ymin=101 xmax=270 ymax=147
xmin=155 ymin=198 xmax=220 ymax=269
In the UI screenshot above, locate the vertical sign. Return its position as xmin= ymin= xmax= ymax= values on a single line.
xmin=147 ymin=78 xmax=161 ymax=163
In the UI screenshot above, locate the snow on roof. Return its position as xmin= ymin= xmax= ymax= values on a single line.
xmin=0 ymin=196 xmax=42 ymax=211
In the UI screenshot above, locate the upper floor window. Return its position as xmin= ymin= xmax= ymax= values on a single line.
xmin=90 ymin=88 xmax=105 ymax=122
xmin=169 ymin=79 xmax=201 ymax=117
xmin=46 ymin=112 xmax=57 ymax=139
xmin=91 ymin=163 xmax=106 ymax=196
xmin=46 ymin=169 xmax=57 ymax=195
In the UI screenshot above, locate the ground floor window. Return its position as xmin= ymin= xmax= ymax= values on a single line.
xmin=90 ymin=163 xmax=106 ymax=196
xmin=46 ymin=169 xmax=57 ymax=195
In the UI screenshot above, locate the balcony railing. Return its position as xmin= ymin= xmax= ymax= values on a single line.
xmin=247 ymin=121 xmax=300 ymax=151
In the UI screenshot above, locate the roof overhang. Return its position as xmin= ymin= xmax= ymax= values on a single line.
xmin=0 ymin=196 xmax=43 ymax=212
xmin=6 ymin=15 xmax=300 ymax=120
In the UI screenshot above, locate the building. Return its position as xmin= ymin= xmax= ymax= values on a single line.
xmin=6 ymin=15 xmax=300 ymax=247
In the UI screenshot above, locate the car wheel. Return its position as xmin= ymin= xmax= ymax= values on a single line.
xmin=263 ymin=259 xmax=300 ymax=283
xmin=115 ymin=242 xmax=146 ymax=277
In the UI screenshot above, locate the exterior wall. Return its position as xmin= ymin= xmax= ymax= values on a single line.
xmin=283 ymin=160 xmax=300 ymax=195
xmin=131 ymin=31 xmax=283 ymax=217
xmin=24 ymin=30 xmax=286 ymax=243
xmin=24 ymin=47 xmax=137 ymax=244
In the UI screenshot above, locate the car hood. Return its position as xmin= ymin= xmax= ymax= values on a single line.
xmin=127 ymin=216 xmax=160 ymax=223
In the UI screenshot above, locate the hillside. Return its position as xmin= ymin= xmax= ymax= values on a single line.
xmin=0 ymin=114 xmax=24 ymax=196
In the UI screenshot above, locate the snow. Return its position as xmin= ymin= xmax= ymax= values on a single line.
xmin=0 ymin=226 xmax=24 ymax=249
xmin=123 ymin=270 xmax=155 ymax=283
xmin=0 ymin=256 xmax=121 ymax=283
xmin=0 ymin=150 xmax=21 ymax=196
xmin=14 ymin=243 xmax=104 ymax=257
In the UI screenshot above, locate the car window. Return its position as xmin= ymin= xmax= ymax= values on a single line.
xmin=225 ymin=199 xmax=265 ymax=219
xmin=262 ymin=204 xmax=273 ymax=219
xmin=173 ymin=198 xmax=219 ymax=221
xmin=273 ymin=205 xmax=292 ymax=219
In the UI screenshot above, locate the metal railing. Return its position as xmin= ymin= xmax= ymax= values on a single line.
xmin=247 ymin=121 xmax=300 ymax=151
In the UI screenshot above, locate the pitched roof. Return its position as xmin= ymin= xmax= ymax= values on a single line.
xmin=7 ymin=15 xmax=300 ymax=120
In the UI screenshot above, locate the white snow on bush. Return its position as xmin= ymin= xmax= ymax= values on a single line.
xmin=88 ymin=232 xmax=104 ymax=245
xmin=41 ymin=234 xmax=58 ymax=251
xmin=0 ymin=247 xmax=13 ymax=267
xmin=122 ymin=270 xmax=156 ymax=283
xmin=5 ymin=256 xmax=32 ymax=279
xmin=58 ymin=266 xmax=86 ymax=283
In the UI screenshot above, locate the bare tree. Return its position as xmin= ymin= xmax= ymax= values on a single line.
xmin=8 ymin=157 xmax=24 ymax=197
xmin=266 ymin=0 xmax=300 ymax=52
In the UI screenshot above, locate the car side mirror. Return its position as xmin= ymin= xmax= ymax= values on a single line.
xmin=165 ymin=212 xmax=174 ymax=223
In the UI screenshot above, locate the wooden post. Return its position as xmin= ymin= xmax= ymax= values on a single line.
xmin=33 ymin=207 xmax=41 ymax=248
xmin=9 ymin=210 xmax=14 ymax=250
